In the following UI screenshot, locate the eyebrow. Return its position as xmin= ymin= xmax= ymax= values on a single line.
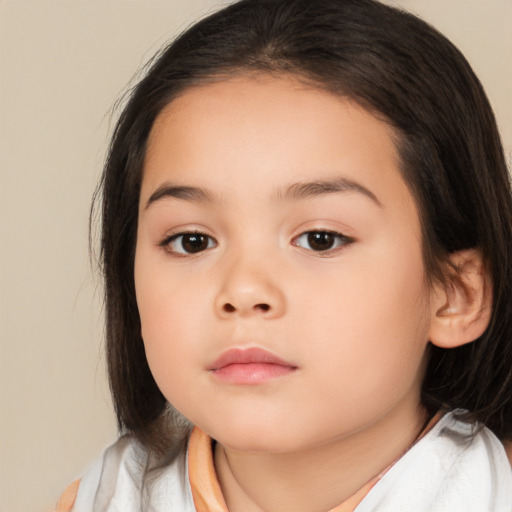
xmin=145 ymin=183 xmax=216 ymax=209
xmin=277 ymin=177 xmax=382 ymax=207
xmin=144 ymin=176 xmax=382 ymax=209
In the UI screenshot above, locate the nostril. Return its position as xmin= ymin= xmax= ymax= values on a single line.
xmin=223 ymin=303 xmax=236 ymax=313
xmin=221 ymin=302 xmax=271 ymax=314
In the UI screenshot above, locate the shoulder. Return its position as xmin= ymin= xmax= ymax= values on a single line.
xmin=357 ymin=411 xmax=512 ymax=512
xmin=67 ymin=435 xmax=195 ymax=512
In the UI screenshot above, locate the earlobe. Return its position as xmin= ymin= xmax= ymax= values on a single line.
xmin=429 ymin=249 xmax=492 ymax=349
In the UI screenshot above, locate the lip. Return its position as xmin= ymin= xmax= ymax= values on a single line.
xmin=208 ymin=347 xmax=297 ymax=384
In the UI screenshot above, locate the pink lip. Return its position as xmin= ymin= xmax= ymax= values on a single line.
xmin=209 ymin=348 xmax=297 ymax=384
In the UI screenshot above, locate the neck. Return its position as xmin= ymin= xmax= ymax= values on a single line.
xmin=214 ymin=402 xmax=428 ymax=512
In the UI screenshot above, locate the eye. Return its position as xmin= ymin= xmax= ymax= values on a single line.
xmin=292 ymin=230 xmax=353 ymax=253
xmin=161 ymin=232 xmax=217 ymax=255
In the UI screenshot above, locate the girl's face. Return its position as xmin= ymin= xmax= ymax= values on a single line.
xmin=135 ymin=75 xmax=435 ymax=453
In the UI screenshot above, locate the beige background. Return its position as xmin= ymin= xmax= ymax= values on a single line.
xmin=0 ymin=1 xmax=510 ymax=510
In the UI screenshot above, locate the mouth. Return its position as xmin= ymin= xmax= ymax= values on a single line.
xmin=208 ymin=347 xmax=298 ymax=384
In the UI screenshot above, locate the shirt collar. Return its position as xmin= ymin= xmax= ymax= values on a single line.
xmin=188 ymin=412 xmax=441 ymax=512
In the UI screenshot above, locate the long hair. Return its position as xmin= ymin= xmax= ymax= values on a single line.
xmin=96 ymin=0 xmax=512 ymax=452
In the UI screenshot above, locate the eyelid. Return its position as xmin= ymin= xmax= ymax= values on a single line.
xmin=159 ymin=229 xmax=218 ymax=256
xmin=291 ymin=229 xmax=355 ymax=255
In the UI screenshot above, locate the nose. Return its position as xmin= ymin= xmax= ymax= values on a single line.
xmin=214 ymin=257 xmax=286 ymax=319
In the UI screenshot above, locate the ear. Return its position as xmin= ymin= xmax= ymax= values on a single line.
xmin=429 ymin=249 xmax=492 ymax=349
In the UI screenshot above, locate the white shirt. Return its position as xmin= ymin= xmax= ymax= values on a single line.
xmin=72 ymin=411 xmax=512 ymax=512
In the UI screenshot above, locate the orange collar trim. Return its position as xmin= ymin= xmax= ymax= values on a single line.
xmin=188 ymin=428 xmax=229 ymax=512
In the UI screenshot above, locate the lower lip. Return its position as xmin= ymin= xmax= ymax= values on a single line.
xmin=211 ymin=363 xmax=296 ymax=384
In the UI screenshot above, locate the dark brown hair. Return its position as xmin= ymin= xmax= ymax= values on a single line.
xmin=96 ymin=0 xmax=512 ymax=451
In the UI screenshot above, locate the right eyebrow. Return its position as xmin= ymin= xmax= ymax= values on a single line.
xmin=144 ymin=182 xmax=216 ymax=210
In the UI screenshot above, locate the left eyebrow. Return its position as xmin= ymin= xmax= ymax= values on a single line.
xmin=275 ymin=177 xmax=382 ymax=207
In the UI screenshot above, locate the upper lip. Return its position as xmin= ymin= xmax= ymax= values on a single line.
xmin=208 ymin=347 xmax=297 ymax=371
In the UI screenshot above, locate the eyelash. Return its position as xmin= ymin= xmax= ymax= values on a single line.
xmin=159 ymin=230 xmax=354 ymax=256
xmin=159 ymin=231 xmax=217 ymax=256
xmin=291 ymin=230 xmax=354 ymax=255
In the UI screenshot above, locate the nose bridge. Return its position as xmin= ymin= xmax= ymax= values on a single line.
xmin=214 ymin=241 xmax=286 ymax=318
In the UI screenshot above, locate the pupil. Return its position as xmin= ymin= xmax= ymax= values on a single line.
xmin=183 ymin=234 xmax=207 ymax=253
xmin=308 ymin=232 xmax=334 ymax=251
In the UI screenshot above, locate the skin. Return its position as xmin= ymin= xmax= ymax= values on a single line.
xmin=135 ymin=75 xmax=440 ymax=511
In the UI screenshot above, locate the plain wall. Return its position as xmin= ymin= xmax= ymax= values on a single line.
xmin=0 ymin=1 xmax=510 ymax=510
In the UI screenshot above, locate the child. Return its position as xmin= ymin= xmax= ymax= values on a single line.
xmin=59 ymin=0 xmax=512 ymax=510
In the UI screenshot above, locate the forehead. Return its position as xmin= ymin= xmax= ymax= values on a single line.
xmin=142 ymin=75 xmax=413 ymax=214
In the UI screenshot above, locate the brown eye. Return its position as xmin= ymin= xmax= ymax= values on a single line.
xmin=307 ymin=232 xmax=336 ymax=251
xmin=293 ymin=231 xmax=352 ymax=253
xmin=164 ymin=232 xmax=216 ymax=255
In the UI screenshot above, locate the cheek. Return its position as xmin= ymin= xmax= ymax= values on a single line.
xmin=137 ymin=276 xmax=199 ymax=356
xmin=135 ymin=237 xmax=201 ymax=336
xmin=136 ymin=284 xmax=198 ymax=409
xmin=135 ymin=247 xmax=192 ymax=385
xmin=295 ymin=242 xmax=431 ymax=394
xmin=134 ymin=245 xmax=221 ymax=408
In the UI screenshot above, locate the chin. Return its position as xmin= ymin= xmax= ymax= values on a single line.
xmin=204 ymin=420 xmax=315 ymax=454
